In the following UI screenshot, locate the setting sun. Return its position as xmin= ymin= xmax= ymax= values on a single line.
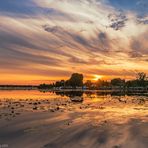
xmin=93 ymin=75 xmax=103 ymax=81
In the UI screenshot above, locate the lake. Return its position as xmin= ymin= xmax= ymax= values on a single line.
xmin=0 ymin=90 xmax=147 ymax=148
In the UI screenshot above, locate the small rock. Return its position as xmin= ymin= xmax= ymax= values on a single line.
xmin=33 ymin=107 xmax=38 ymax=110
xmin=50 ymin=109 xmax=55 ymax=112
xmin=56 ymin=106 xmax=60 ymax=110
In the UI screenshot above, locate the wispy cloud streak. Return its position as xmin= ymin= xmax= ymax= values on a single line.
xmin=0 ymin=0 xmax=147 ymax=83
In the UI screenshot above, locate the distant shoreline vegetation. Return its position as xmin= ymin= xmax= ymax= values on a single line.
xmin=0 ymin=72 xmax=148 ymax=92
xmin=38 ymin=72 xmax=148 ymax=93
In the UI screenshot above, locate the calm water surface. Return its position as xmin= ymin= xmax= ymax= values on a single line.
xmin=0 ymin=90 xmax=147 ymax=120
xmin=0 ymin=90 xmax=147 ymax=148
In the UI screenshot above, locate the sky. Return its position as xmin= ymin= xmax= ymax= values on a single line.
xmin=0 ymin=0 xmax=148 ymax=84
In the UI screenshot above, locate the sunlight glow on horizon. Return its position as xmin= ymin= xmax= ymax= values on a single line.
xmin=92 ymin=75 xmax=103 ymax=81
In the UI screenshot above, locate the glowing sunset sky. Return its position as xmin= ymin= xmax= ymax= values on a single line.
xmin=0 ymin=0 xmax=148 ymax=84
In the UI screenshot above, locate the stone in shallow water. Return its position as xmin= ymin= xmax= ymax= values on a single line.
xmin=50 ymin=109 xmax=55 ymax=112
xmin=33 ymin=106 xmax=38 ymax=110
xmin=70 ymin=96 xmax=83 ymax=102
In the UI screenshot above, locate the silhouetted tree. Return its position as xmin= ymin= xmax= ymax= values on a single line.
xmin=126 ymin=80 xmax=138 ymax=87
xmin=68 ymin=73 xmax=83 ymax=88
xmin=136 ymin=72 xmax=146 ymax=81
xmin=38 ymin=83 xmax=53 ymax=89
xmin=96 ymin=79 xmax=110 ymax=88
xmin=136 ymin=72 xmax=147 ymax=87
xmin=126 ymin=72 xmax=148 ymax=87
xmin=84 ymin=80 xmax=93 ymax=89
xmin=111 ymin=78 xmax=125 ymax=86
xmin=55 ymin=80 xmax=65 ymax=87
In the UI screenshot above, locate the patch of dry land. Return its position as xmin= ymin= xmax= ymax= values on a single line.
xmin=0 ymin=90 xmax=147 ymax=148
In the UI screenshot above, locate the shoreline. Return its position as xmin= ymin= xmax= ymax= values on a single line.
xmin=0 ymin=88 xmax=148 ymax=96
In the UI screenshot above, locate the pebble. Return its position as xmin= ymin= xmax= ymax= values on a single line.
xmin=33 ymin=107 xmax=38 ymax=110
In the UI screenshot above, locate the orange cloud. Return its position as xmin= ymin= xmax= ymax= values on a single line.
xmin=0 ymin=0 xmax=147 ymax=84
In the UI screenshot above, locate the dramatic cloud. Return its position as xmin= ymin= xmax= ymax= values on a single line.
xmin=0 ymin=0 xmax=147 ymax=84
xmin=108 ymin=12 xmax=128 ymax=30
xmin=137 ymin=16 xmax=148 ymax=24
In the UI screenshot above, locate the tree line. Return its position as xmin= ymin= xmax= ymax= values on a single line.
xmin=39 ymin=72 xmax=148 ymax=90
xmin=39 ymin=73 xmax=83 ymax=89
